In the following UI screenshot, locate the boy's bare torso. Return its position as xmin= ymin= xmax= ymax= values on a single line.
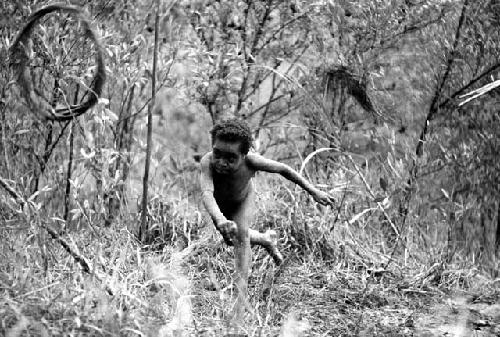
xmin=207 ymin=152 xmax=256 ymax=204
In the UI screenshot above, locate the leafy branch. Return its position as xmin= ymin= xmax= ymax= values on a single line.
xmin=0 ymin=175 xmax=113 ymax=295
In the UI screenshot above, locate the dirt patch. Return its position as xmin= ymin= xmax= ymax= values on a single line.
xmin=415 ymin=294 xmax=500 ymax=337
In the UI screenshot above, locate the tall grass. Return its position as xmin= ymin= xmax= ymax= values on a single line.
xmin=1 ymin=159 xmax=497 ymax=336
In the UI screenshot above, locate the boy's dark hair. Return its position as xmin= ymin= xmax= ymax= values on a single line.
xmin=210 ymin=118 xmax=253 ymax=154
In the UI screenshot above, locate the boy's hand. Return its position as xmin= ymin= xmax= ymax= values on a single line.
xmin=313 ymin=190 xmax=336 ymax=206
xmin=217 ymin=220 xmax=238 ymax=241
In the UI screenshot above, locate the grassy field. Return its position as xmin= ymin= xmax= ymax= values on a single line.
xmin=1 ymin=174 xmax=499 ymax=337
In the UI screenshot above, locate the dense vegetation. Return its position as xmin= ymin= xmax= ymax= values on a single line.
xmin=1 ymin=0 xmax=499 ymax=336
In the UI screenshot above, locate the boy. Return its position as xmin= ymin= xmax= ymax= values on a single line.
xmin=199 ymin=118 xmax=335 ymax=318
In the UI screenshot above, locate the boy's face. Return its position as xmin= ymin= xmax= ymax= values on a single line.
xmin=211 ymin=137 xmax=245 ymax=174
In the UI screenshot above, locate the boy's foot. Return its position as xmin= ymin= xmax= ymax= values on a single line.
xmin=263 ymin=230 xmax=283 ymax=265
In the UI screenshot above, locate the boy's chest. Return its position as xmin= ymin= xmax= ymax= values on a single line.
xmin=212 ymin=165 xmax=255 ymax=198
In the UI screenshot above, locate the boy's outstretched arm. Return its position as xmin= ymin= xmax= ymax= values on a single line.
xmin=248 ymin=153 xmax=335 ymax=206
xmin=199 ymin=154 xmax=236 ymax=238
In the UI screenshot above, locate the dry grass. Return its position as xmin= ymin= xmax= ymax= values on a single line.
xmin=0 ymin=173 xmax=498 ymax=337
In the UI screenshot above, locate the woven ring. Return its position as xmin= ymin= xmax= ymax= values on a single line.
xmin=9 ymin=3 xmax=106 ymax=121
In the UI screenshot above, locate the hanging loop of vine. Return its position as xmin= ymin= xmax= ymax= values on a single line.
xmin=9 ymin=3 xmax=106 ymax=121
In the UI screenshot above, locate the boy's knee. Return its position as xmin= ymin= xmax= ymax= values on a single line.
xmin=234 ymin=226 xmax=250 ymax=243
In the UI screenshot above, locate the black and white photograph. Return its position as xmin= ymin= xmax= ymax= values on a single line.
xmin=1 ymin=1 xmax=499 ymax=336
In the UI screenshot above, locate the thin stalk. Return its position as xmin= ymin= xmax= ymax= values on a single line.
xmin=63 ymin=85 xmax=80 ymax=223
xmin=139 ymin=0 xmax=160 ymax=242
xmin=63 ymin=121 xmax=74 ymax=223
xmin=415 ymin=0 xmax=469 ymax=158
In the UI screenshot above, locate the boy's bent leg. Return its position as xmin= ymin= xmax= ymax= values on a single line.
xmin=215 ymin=218 xmax=283 ymax=265
xmin=249 ymin=229 xmax=283 ymax=265
xmin=214 ymin=192 xmax=282 ymax=264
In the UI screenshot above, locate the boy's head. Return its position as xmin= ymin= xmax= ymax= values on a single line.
xmin=210 ymin=118 xmax=253 ymax=155
xmin=210 ymin=118 xmax=253 ymax=174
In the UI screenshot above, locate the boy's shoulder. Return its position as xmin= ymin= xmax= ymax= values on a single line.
xmin=245 ymin=151 xmax=264 ymax=165
xmin=247 ymin=151 xmax=287 ymax=173
xmin=246 ymin=152 xmax=276 ymax=170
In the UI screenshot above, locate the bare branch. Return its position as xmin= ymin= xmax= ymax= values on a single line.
xmin=140 ymin=0 xmax=161 ymax=242
xmin=416 ymin=0 xmax=469 ymax=157
xmin=0 ymin=175 xmax=114 ymax=295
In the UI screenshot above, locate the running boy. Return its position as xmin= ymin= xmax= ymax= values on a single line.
xmin=199 ymin=118 xmax=334 ymax=320
xmin=199 ymin=118 xmax=334 ymax=264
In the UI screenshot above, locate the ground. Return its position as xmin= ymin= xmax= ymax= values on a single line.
xmin=1 ymin=228 xmax=499 ymax=337
xmin=186 ymin=242 xmax=500 ymax=337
